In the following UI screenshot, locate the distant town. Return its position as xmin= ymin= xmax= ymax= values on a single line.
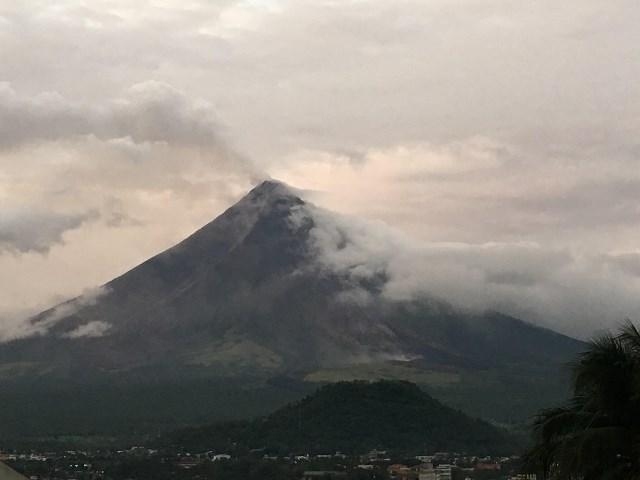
xmin=1 ymin=447 xmax=537 ymax=480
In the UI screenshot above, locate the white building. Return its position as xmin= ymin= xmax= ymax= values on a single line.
xmin=435 ymin=464 xmax=452 ymax=480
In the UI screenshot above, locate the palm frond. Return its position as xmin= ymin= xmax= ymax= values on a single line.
xmin=526 ymin=323 xmax=640 ymax=479
xmin=619 ymin=319 xmax=640 ymax=355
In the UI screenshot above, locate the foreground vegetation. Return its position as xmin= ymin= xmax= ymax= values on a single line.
xmin=526 ymin=321 xmax=640 ymax=479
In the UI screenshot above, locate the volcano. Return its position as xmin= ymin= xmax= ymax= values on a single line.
xmin=0 ymin=180 xmax=583 ymax=437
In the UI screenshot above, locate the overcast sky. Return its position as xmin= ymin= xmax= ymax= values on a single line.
xmin=1 ymin=0 xmax=639 ymax=338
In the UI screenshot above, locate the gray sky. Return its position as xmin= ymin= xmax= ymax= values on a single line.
xmin=1 ymin=0 xmax=639 ymax=338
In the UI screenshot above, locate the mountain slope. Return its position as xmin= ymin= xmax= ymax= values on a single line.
xmin=165 ymin=380 xmax=516 ymax=454
xmin=3 ymin=181 xmax=409 ymax=375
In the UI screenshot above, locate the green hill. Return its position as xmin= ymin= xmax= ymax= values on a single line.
xmin=166 ymin=380 xmax=516 ymax=455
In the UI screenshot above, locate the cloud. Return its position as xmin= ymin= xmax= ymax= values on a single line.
xmin=39 ymin=285 xmax=110 ymax=326
xmin=0 ymin=208 xmax=98 ymax=253
xmin=62 ymin=320 xmax=111 ymax=339
xmin=2 ymin=0 xmax=637 ymax=164
xmin=275 ymin=135 xmax=640 ymax=252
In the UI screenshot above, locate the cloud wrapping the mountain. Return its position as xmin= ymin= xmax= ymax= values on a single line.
xmin=39 ymin=286 xmax=111 ymax=327
xmin=297 ymin=204 xmax=640 ymax=338
xmin=0 ymin=286 xmax=110 ymax=342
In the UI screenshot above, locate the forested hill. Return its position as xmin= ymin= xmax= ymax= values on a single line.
xmin=165 ymin=380 xmax=516 ymax=455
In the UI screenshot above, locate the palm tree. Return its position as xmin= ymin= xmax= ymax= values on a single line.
xmin=525 ymin=321 xmax=640 ymax=479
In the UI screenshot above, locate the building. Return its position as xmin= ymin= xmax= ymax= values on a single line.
xmin=435 ymin=464 xmax=452 ymax=480
xmin=417 ymin=462 xmax=436 ymax=480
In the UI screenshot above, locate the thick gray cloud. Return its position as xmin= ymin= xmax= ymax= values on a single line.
xmin=0 ymin=80 xmax=227 ymax=150
xmin=0 ymin=0 xmax=638 ymax=339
